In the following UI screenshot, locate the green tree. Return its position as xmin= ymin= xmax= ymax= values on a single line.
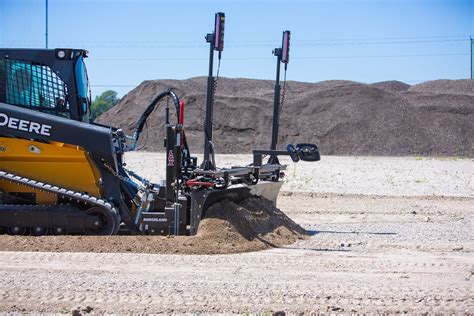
xmin=90 ymin=90 xmax=119 ymax=121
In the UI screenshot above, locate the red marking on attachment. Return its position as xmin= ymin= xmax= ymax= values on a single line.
xmin=186 ymin=180 xmax=215 ymax=188
xmin=179 ymin=101 xmax=184 ymax=125
xmin=179 ymin=100 xmax=185 ymax=145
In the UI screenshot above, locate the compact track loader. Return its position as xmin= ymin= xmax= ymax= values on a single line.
xmin=0 ymin=13 xmax=320 ymax=236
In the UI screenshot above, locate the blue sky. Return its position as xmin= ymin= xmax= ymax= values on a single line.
xmin=1 ymin=0 xmax=473 ymax=97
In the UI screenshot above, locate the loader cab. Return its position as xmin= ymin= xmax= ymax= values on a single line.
xmin=0 ymin=48 xmax=91 ymax=123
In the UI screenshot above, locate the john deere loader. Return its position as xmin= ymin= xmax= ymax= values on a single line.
xmin=0 ymin=13 xmax=320 ymax=236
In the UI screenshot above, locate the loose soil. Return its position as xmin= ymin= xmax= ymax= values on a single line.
xmin=0 ymin=197 xmax=306 ymax=255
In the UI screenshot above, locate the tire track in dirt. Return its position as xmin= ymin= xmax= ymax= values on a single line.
xmin=0 ymin=244 xmax=472 ymax=313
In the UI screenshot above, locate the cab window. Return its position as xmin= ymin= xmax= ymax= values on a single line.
xmin=0 ymin=58 xmax=70 ymax=118
xmin=75 ymin=56 xmax=91 ymax=122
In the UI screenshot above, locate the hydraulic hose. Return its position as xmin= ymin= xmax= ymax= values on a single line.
xmin=129 ymin=89 xmax=180 ymax=150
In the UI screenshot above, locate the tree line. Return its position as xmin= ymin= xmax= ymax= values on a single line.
xmin=90 ymin=90 xmax=119 ymax=121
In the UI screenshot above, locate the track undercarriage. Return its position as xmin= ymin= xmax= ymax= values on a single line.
xmin=0 ymin=170 xmax=120 ymax=235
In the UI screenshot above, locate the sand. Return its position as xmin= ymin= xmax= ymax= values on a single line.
xmin=0 ymin=154 xmax=473 ymax=313
xmin=0 ymin=192 xmax=472 ymax=314
xmin=120 ymin=152 xmax=474 ymax=197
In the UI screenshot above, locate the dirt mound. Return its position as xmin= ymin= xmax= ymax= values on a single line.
xmin=0 ymin=197 xmax=306 ymax=254
xmin=409 ymin=79 xmax=474 ymax=95
xmin=370 ymin=80 xmax=411 ymax=92
xmin=197 ymin=197 xmax=306 ymax=249
xmin=97 ymin=78 xmax=474 ymax=157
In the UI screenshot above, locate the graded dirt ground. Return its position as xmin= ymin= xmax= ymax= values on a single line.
xmin=0 ymin=154 xmax=473 ymax=314
xmin=0 ymin=192 xmax=472 ymax=314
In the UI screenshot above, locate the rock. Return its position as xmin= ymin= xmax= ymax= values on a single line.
xmin=83 ymin=306 xmax=94 ymax=313
xmin=71 ymin=309 xmax=81 ymax=316
xmin=327 ymin=305 xmax=344 ymax=312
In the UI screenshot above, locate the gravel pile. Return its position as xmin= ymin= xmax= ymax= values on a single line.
xmin=409 ymin=79 xmax=474 ymax=95
xmin=369 ymin=80 xmax=411 ymax=92
xmin=97 ymin=78 xmax=474 ymax=156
